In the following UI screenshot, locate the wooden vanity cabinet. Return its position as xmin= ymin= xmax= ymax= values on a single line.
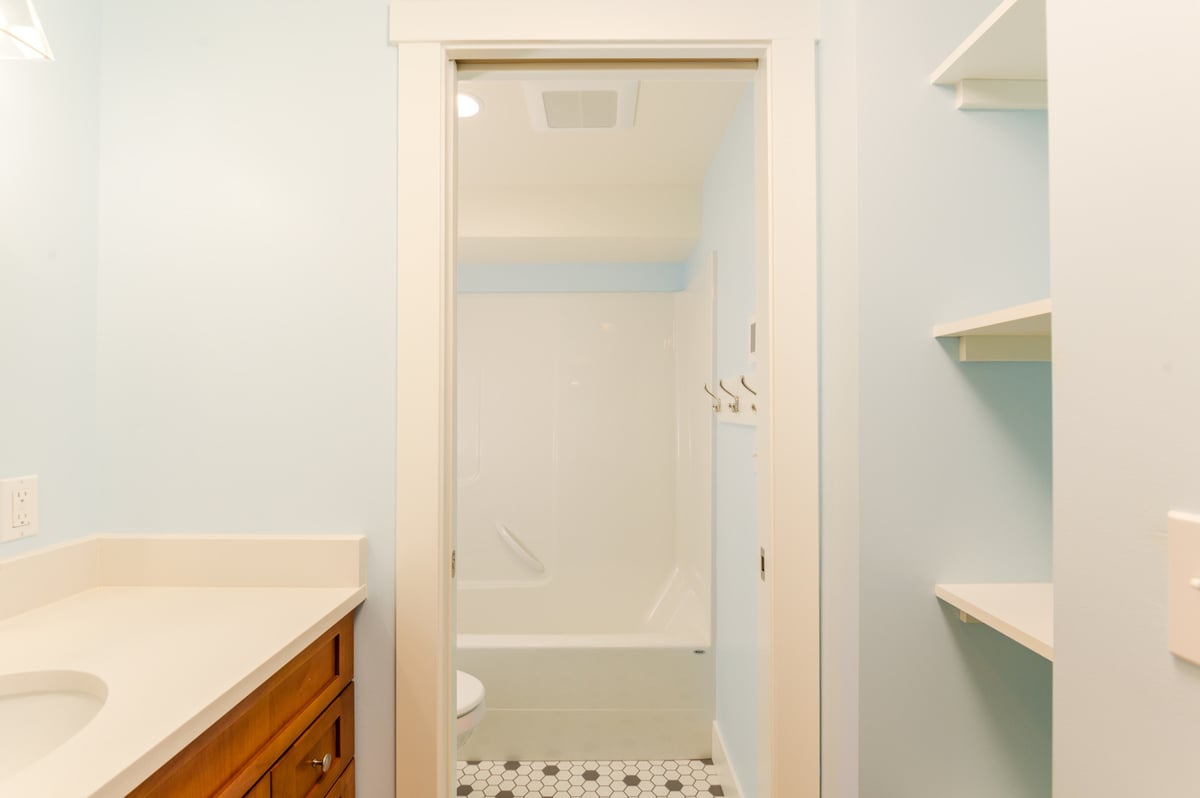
xmin=130 ymin=613 xmax=356 ymax=798
xmin=245 ymin=780 xmax=272 ymax=798
xmin=269 ymin=682 xmax=355 ymax=798
xmin=323 ymin=762 xmax=355 ymax=798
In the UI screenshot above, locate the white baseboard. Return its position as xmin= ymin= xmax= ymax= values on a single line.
xmin=711 ymin=721 xmax=745 ymax=798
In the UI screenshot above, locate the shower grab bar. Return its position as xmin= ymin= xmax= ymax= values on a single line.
xmin=495 ymin=522 xmax=546 ymax=573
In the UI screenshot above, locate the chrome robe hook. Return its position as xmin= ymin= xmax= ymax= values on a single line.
xmin=740 ymin=375 xmax=757 ymax=413
xmin=719 ymin=379 xmax=740 ymax=413
xmin=703 ymin=384 xmax=721 ymax=412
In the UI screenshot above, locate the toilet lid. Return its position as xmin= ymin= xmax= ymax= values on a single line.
xmin=457 ymin=670 xmax=485 ymax=718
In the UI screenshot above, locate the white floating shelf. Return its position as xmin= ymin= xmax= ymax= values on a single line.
xmin=935 ymin=582 xmax=1054 ymax=661
xmin=933 ymin=298 xmax=1051 ymax=362
xmin=931 ymin=0 xmax=1047 ymax=110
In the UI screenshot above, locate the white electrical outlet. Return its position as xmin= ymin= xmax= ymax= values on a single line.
xmin=0 ymin=476 xmax=39 ymax=542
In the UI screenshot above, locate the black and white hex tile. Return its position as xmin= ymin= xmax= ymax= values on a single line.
xmin=456 ymin=760 xmax=725 ymax=797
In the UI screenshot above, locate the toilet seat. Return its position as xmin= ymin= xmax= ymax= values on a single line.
xmin=457 ymin=670 xmax=485 ymax=719
xmin=456 ymin=670 xmax=486 ymax=746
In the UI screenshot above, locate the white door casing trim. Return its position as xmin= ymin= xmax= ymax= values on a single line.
xmin=392 ymin=4 xmax=819 ymax=797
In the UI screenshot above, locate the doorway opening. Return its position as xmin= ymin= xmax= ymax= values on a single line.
xmin=391 ymin=26 xmax=821 ymax=798
xmin=452 ymin=61 xmax=757 ymax=798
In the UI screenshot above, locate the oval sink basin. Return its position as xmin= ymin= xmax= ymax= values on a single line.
xmin=0 ymin=670 xmax=107 ymax=781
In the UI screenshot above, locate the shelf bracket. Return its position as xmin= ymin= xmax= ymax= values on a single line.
xmin=958 ymin=610 xmax=982 ymax=624
xmin=957 ymin=335 xmax=1051 ymax=362
xmin=956 ymin=79 xmax=1047 ymax=110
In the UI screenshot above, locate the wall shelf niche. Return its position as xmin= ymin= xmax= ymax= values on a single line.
xmin=935 ymin=582 xmax=1053 ymax=661
xmin=933 ymin=298 xmax=1050 ymax=362
xmin=931 ymin=0 xmax=1047 ymax=110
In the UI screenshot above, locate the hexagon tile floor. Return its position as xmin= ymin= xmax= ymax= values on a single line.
xmin=456 ymin=760 xmax=725 ymax=797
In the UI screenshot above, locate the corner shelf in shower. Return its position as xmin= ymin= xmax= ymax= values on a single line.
xmin=933 ymin=298 xmax=1051 ymax=362
xmin=932 ymin=0 xmax=1047 ymax=110
xmin=935 ymin=582 xmax=1053 ymax=661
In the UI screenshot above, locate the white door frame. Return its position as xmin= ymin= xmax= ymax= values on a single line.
xmin=391 ymin=4 xmax=820 ymax=797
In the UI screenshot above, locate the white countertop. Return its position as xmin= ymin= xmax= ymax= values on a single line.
xmin=0 ymin=536 xmax=367 ymax=798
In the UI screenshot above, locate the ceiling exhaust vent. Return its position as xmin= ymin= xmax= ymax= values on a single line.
xmin=542 ymin=90 xmax=619 ymax=128
xmin=524 ymin=80 xmax=639 ymax=131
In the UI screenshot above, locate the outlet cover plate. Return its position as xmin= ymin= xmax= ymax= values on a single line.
xmin=1168 ymin=511 xmax=1200 ymax=665
xmin=0 ymin=476 xmax=39 ymax=542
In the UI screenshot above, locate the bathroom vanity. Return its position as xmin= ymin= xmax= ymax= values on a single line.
xmin=0 ymin=535 xmax=366 ymax=797
xmin=130 ymin=614 xmax=356 ymax=798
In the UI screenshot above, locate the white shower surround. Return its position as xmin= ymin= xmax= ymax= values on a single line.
xmin=456 ymin=276 xmax=713 ymax=759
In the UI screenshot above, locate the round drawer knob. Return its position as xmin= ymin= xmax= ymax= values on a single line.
xmin=310 ymin=753 xmax=332 ymax=773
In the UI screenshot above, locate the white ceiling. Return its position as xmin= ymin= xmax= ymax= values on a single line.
xmin=457 ymin=78 xmax=749 ymax=188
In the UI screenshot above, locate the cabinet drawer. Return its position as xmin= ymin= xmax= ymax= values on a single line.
xmin=271 ymin=683 xmax=355 ymax=798
xmin=323 ymin=761 xmax=354 ymax=798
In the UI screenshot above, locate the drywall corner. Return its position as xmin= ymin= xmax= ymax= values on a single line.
xmin=712 ymin=721 xmax=746 ymax=798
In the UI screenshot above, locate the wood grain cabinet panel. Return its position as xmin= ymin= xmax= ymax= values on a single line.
xmin=322 ymin=762 xmax=355 ymax=798
xmin=131 ymin=614 xmax=355 ymax=798
xmin=245 ymin=777 xmax=271 ymax=798
xmin=270 ymin=684 xmax=354 ymax=798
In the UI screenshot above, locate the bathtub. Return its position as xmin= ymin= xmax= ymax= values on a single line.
xmin=454 ymin=290 xmax=716 ymax=760
xmin=455 ymin=573 xmax=714 ymax=761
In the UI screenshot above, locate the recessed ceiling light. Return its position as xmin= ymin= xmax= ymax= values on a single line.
xmin=457 ymin=93 xmax=481 ymax=119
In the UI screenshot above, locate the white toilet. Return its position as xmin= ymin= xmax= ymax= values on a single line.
xmin=456 ymin=670 xmax=486 ymax=748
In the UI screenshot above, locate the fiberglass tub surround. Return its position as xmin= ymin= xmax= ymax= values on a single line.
xmin=456 ymin=282 xmax=714 ymax=760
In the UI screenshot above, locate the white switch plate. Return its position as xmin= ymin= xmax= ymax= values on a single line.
xmin=1168 ymin=511 xmax=1200 ymax=665
xmin=0 ymin=476 xmax=39 ymax=542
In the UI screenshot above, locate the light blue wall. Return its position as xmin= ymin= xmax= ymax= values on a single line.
xmin=458 ymin=262 xmax=687 ymax=293
xmin=92 ymin=1 xmax=398 ymax=794
xmin=688 ymin=85 xmax=758 ymax=795
xmin=0 ymin=0 xmax=101 ymax=555
xmin=856 ymin=1 xmax=1052 ymax=796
